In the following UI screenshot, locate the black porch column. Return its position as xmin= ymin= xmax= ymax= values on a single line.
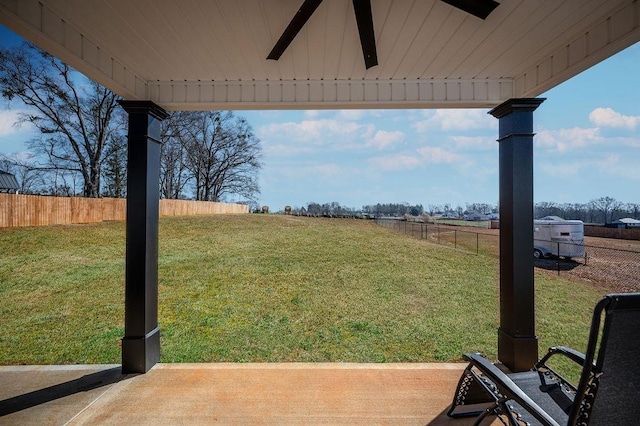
xmin=120 ymin=100 xmax=169 ymax=374
xmin=489 ymin=98 xmax=544 ymax=372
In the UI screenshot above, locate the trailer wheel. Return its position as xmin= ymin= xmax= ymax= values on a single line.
xmin=533 ymin=249 xmax=543 ymax=259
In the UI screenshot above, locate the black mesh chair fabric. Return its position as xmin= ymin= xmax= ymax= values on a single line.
xmin=508 ymin=371 xmax=573 ymax=424
xmin=588 ymin=307 xmax=640 ymax=424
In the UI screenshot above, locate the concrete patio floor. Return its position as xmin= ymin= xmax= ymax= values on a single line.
xmin=0 ymin=362 xmax=486 ymax=425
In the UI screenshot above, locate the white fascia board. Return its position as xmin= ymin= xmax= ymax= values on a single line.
xmin=147 ymin=78 xmax=514 ymax=111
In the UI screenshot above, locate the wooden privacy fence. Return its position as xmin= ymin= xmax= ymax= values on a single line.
xmin=584 ymin=224 xmax=640 ymax=241
xmin=0 ymin=194 xmax=248 ymax=228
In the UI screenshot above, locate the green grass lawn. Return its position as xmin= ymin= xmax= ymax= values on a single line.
xmin=0 ymin=215 xmax=611 ymax=365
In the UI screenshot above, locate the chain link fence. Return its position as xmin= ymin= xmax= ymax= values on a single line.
xmin=375 ymin=218 xmax=640 ymax=291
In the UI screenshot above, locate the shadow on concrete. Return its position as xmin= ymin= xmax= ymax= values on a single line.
xmin=426 ymin=406 xmax=490 ymax=425
xmin=0 ymin=366 xmax=129 ymax=416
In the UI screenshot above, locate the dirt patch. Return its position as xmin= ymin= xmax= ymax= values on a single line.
xmin=584 ymin=236 xmax=640 ymax=251
xmin=428 ymin=223 xmax=640 ymax=293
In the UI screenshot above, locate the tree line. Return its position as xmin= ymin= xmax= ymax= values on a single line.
xmin=0 ymin=42 xmax=261 ymax=203
xmin=285 ymin=202 xmax=425 ymax=218
xmin=291 ymin=198 xmax=639 ymax=224
xmin=534 ymin=198 xmax=640 ymax=224
xmin=293 ymin=202 xmax=494 ymax=218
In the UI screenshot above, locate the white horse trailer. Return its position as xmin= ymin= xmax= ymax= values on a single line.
xmin=533 ymin=219 xmax=585 ymax=259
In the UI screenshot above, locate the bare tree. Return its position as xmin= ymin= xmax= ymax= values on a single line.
xmin=0 ymin=153 xmax=44 ymax=194
xmin=102 ymin=134 xmax=127 ymax=198
xmin=589 ymin=196 xmax=622 ymax=224
xmin=170 ymin=110 xmax=262 ymax=202
xmin=0 ymin=43 xmax=122 ymax=197
xmin=627 ymin=203 xmax=640 ymax=220
xmin=159 ymin=118 xmax=191 ymax=199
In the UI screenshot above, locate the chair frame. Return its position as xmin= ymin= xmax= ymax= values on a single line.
xmin=447 ymin=293 xmax=640 ymax=425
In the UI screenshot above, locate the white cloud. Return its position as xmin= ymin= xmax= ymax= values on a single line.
xmin=416 ymin=146 xmax=462 ymax=164
xmin=615 ymin=136 xmax=640 ymax=148
xmin=368 ymin=153 xmax=422 ymax=171
xmin=451 ymin=135 xmax=497 ymax=150
xmin=367 ymin=145 xmax=467 ymax=171
xmin=274 ymin=162 xmax=343 ymax=177
xmin=303 ymin=163 xmax=343 ymax=176
xmin=256 ymin=110 xmax=284 ymax=119
xmin=1 ymin=150 xmax=36 ymax=162
xmin=368 ymin=130 xmax=405 ymax=150
xmin=263 ymin=143 xmax=315 ymax=157
xmin=337 ymin=110 xmax=366 ymax=121
xmin=258 ymin=119 xmax=363 ymax=146
xmin=413 ymin=109 xmax=496 ymax=132
xmin=539 ymin=154 xmax=620 ymax=177
xmin=607 ymin=161 xmax=640 ymax=180
xmin=0 ymin=110 xmax=24 ymax=137
xmin=589 ymin=107 xmax=640 ymax=130
xmin=258 ymin=117 xmax=404 ymax=155
xmin=268 ymin=162 xmax=362 ymax=185
xmin=535 ymin=127 xmax=601 ymax=153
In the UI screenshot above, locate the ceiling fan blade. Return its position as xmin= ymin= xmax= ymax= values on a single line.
xmin=267 ymin=0 xmax=323 ymax=60
xmin=352 ymin=0 xmax=378 ymax=69
xmin=440 ymin=0 xmax=499 ymax=20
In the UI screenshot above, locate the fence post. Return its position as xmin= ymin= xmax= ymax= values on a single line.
xmin=557 ymin=242 xmax=561 ymax=276
xmin=437 ymin=227 xmax=440 ymax=244
xmin=477 ymin=233 xmax=479 ymax=255
xmin=454 ymin=230 xmax=457 ymax=249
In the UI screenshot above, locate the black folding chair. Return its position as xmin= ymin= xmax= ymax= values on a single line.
xmin=447 ymin=293 xmax=640 ymax=425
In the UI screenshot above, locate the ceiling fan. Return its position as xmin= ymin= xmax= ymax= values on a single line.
xmin=267 ymin=0 xmax=500 ymax=70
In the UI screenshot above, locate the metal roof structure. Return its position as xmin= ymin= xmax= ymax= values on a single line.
xmin=0 ymin=0 xmax=638 ymax=111
xmin=0 ymin=170 xmax=19 ymax=193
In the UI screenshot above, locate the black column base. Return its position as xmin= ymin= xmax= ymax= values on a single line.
xmin=498 ymin=327 xmax=538 ymax=372
xmin=122 ymin=327 xmax=160 ymax=373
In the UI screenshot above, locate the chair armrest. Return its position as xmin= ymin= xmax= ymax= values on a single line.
xmin=463 ymin=353 xmax=561 ymax=426
xmin=538 ymin=346 xmax=588 ymax=368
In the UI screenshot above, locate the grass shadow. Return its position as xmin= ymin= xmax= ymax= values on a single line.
xmin=534 ymin=257 xmax=582 ymax=271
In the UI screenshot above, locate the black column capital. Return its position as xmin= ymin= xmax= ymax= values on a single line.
xmin=119 ymin=100 xmax=170 ymax=121
xmin=489 ymin=98 xmax=545 ymax=119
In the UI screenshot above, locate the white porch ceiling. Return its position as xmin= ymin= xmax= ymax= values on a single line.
xmin=1 ymin=0 xmax=639 ymax=110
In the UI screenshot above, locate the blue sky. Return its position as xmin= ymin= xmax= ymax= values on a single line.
xmin=1 ymin=25 xmax=638 ymax=211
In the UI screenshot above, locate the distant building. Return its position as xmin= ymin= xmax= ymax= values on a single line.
xmin=613 ymin=218 xmax=640 ymax=229
xmin=464 ymin=211 xmax=490 ymax=221
xmin=0 ymin=170 xmax=19 ymax=194
xmin=540 ymin=215 xmax=565 ymax=221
